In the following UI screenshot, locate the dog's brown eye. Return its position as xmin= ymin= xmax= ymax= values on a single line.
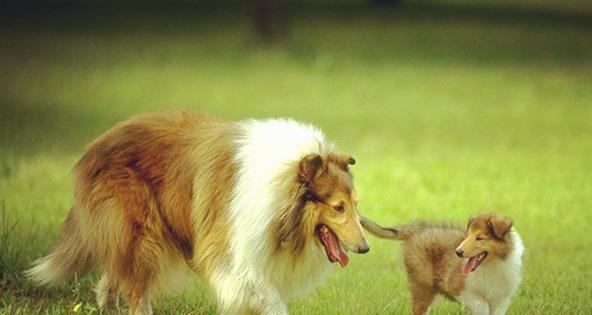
xmin=333 ymin=202 xmax=345 ymax=212
xmin=304 ymin=193 xmax=320 ymax=202
xmin=476 ymin=236 xmax=484 ymax=241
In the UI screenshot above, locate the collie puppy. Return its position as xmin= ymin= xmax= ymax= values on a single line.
xmin=361 ymin=213 xmax=523 ymax=315
xmin=26 ymin=112 xmax=370 ymax=315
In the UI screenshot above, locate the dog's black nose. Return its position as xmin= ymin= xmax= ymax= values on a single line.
xmin=455 ymin=249 xmax=464 ymax=257
xmin=357 ymin=245 xmax=370 ymax=254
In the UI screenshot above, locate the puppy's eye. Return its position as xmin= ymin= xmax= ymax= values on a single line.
xmin=333 ymin=203 xmax=345 ymax=212
xmin=476 ymin=236 xmax=484 ymax=241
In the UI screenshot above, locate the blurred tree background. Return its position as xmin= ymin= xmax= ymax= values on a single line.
xmin=2 ymin=0 xmax=592 ymax=43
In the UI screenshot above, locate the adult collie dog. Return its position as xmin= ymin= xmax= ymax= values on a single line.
xmin=27 ymin=112 xmax=370 ymax=315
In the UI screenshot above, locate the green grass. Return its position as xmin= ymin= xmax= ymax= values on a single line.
xmin=1 ymin=2 xmax=592 ymax=314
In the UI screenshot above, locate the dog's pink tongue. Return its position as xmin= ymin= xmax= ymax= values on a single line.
xmin=462 ymin=257 xmax=478 ymax=277
xmin=327 ymin=230 xmax=349 ymax=267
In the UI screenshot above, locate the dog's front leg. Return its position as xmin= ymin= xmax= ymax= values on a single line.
xmin=248 ymin=285 xmax=288 ymax=315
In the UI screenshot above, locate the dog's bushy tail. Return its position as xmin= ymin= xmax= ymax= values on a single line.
xmin=25 ymin=208 xmax=92 ymax=286
xmin=360 ymin=216 xmax=426 ymax=241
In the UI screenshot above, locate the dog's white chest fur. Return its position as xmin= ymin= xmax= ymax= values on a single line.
xmin=456 ymin=230 xmax=524 ymax=315
xmin=211 ymin=119 xmax=335 ymax=315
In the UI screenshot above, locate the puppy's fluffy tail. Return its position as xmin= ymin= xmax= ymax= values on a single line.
xmin=25 ymin=209 xmax=92 ymax=286
xmin=360 ymin=216 xmax=425 ymax=241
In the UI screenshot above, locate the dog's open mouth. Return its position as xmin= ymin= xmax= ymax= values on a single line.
xmin=316 ymin=224 xmax=349 ymax=267
xmin=462 ymin=252 xmax=488 ymax=277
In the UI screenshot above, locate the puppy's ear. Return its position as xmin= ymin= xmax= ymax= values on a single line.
xmin=487 ymin=214 xmax=513 ymax=239
xmin=299 ymin=154 xmax=323 ymax=183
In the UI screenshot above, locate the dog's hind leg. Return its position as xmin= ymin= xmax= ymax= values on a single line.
xmin=410 ymin=284 xmax=436 ymax=315
xmin=126 ymin=285 xmax=153 ymax=315
xmin=120 ymin=255 xmax=157 ymax=315
xmin=95 ymin=273 xmax=119 ymax=310
xmin=106 ymin=175 xmax=168 ymax=315
xmin=117 ymin=229 xmax=162 ymax=315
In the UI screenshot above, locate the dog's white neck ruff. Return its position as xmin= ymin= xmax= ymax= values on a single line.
xmin=212 ymin=119 xmax=336 ymax=313
xmin=506 ymin=229 xmax=524 ymax=271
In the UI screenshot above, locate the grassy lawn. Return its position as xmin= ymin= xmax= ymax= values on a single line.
xmin=1 ymin=2 xmax=591 ymax=314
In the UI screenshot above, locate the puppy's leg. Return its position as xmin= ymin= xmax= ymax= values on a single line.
xmin=248 ymin=285 xmax=288 ymax=315
xmin=95 ymin=273 xmax=119 ymax=310
xmin=410 ymin=284 xmax=436 ymax=315
xmin=489 ymin=298 xmax=511 ymax=315
xmin=457 ymin=293 xmax=489 ymax=315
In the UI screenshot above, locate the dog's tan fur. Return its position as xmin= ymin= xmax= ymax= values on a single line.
xmin=362 ymin=213 xmax=523 ymax=315
xmin=36 ymin=113 xmax=240 ymax=313
xmin=26 ymin=112 xmax=369 ymax=315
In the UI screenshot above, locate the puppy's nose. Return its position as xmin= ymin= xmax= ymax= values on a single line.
xmin=357 ymin=244 xmax=370 ymax=254
xmin=455 ymin=249 xmax=464 ymax=257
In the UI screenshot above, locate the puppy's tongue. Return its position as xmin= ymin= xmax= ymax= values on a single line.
xmin=462 ymin=256 xmax=478 ymax=277
xmin=326 ymin=228 xmax=349 ymax=267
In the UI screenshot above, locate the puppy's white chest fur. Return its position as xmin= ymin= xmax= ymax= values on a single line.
xmin=465 ymin=258 xmax=520 ymax=301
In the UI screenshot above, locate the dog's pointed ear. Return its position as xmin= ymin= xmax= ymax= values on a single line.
xmin=329 ymin=154 xmax=356 ymax=171
xmin=347 ymin=156 xmax=356 ymax=165
xmin=487 ymin=214 xmax=513 ymax=239
xmin=467 ymin=216 xmax=476 ymax=230
xmin=299 ymin=154 xmax=323 ymax=183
